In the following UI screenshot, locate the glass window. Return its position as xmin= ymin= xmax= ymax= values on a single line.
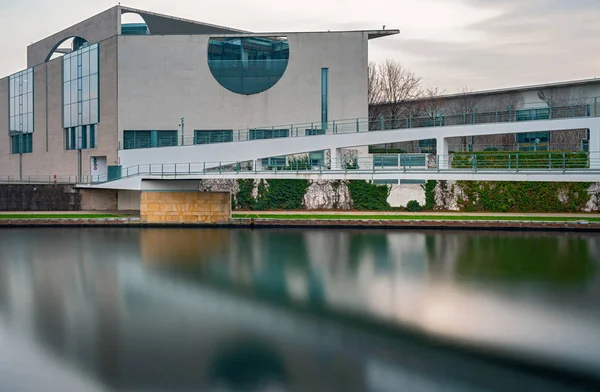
xmin=27 ymin=93 xmax=33 ymax=115
xmin=82 ymin=76 xmax=90 ymax=101
xmin=71 ymin=103 xmax=77 ymax=125
xmin=70 ymin=82 xmax=77 ymax=104
xmin=70 ymin=56 xmax=78 ymax=80
xmin=321 ymin=68 xmax=328 ymax=127
xmin=90 ymin=124 xmax=96 ymax=148
xmin=82 ymin=100 xmax=90 ymax=124
xmin=64 ymin=81 xmax=71 ymax=104
xmin=194 ymin=130 xmax=233 ymax=144
xmin=62 ymin=43 xmax=99 ymax=135
xmin=90 ymin=47 xmax=98 ymax=74
xmin=207 ymin=37 xmax=289 ymax=95
xmin=89 ymin=74 xmax=98 ymax=99
xmin=64 ymin=59 xmax=70 ymax=80
xmin=374 ymin=155 xmax=399 ymax=167
xmin=90 ymin=99 xmax=98 ymax=123
xmin=82 ymin=50 xmax=90 ymax=77
xmin=8 ymin=68 xmax=34 ymax=153
xmin=64 ymin=105 xmax=71 ymax=128
xmin=28 ymin=113 xmax=34 ymax=133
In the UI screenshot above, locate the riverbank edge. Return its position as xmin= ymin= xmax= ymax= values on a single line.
xmin=1 ymin=217 xmax=600 ymax=232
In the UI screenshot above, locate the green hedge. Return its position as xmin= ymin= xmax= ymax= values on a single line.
xmin=452 ymin=151 xmax=589 ymax=169
xmin=456 ymin=181 xmax=592 ymax=212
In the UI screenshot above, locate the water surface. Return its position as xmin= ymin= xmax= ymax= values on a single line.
xmin=0 ymin=228 xmax=599 ymax=391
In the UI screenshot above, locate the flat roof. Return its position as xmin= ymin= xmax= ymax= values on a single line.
xmin=205 ymin=30 xmax=399 ymax=39
xmin=437 ymin=77 xmax=600 ymax=100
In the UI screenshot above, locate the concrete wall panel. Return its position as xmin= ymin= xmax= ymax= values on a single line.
xmin=27 ymin=7 xmax=120 ymax=67
xmin=117 ymin=32 xmax=368 ymax=142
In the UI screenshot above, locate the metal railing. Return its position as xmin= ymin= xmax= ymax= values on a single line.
xmin=79 ymin=151 xmax=600 ymax=184
xmin=118 ymin=97 xmax=600 ymax=150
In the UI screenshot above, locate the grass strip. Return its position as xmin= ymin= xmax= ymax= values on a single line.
xmin=232 ymin=214 xmax=600 ymax=222
xmin=0 ymin=214 xmax=127 ymax=219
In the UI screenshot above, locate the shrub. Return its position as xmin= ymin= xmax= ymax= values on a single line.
xmin=406 ymin=200 xmax=423 ymax=212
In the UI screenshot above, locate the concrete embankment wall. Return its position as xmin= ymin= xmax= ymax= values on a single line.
xmin=0 ymin=185 xmax=117 ymax=211
xmin=0 ymin=184 xmax=81 ymax=211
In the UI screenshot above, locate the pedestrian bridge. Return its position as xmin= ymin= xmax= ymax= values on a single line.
xmin=86 ymin=98 xmax=600 ymax=190
xmin=84 ymin=154 xmax=600 ymax=190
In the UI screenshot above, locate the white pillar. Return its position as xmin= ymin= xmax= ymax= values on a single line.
xmin=436 ymin=137 xmax=449 ymax=169
xmin=330 ymin=148 xmax=341 ymax=170
xmin=590 ymin=128 xmax=600 ymax=169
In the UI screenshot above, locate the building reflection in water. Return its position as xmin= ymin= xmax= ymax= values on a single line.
xmin=0 ymin=228 xmax=599 ymax=391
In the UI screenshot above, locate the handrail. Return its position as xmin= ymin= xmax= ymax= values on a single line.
xmin=118 ymin=96 xmax=600 ymax=150
xmin=78 ymin=151 xmax=600 ymax=185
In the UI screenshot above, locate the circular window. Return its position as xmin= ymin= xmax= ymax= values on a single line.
xmin=208 ymin=37 xmax=289 ymax=95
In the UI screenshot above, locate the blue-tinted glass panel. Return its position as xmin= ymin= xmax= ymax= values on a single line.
xmin=156 ymin=130 xmax=178 ymax=147
xmin=208 ymin=37 xmax=289 ymax=95
xmin=262 ymin=156 xmax=287 ymax=167
xmin=399 ymin=154 xmax=427 ymax=167
xmin=374 ymin=179 xmax=399 ymax=185
xmin=374 ymin=155 xmax=399 ymax=167
xmin=400 ymin=179 xmax=426 ymax=185
xmin=305 ymin=129 xmax=326 ymax=136
xmin=90 ymin=48 xmax=98 ymax=74
xmin=63 ymin=43 xmax=99 ymax=140
xmin=90 ymin=99 xmax=99 ymax=123
xmin=90 ymin=124 xmax=96 ymax=148
xmin=321 ymin=68 xmax=328 ymax=128
xmin=8 ymin=68 xmax=34 ymax=153
xmin=249 ymin=129 xmax=289 ymax=140
xmin=194 ymin=130 xmax=233 ymax=144
xmin=121 ymin=23 xmax=149 ymax=35
xmin=89 ymin=74 xmax=98 ymax=99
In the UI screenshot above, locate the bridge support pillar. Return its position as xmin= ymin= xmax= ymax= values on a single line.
xmin=140 ymin=191 xmax=231 ymax=224
xmin=436 ymin=137 xmax=449 ymax=169
xmin=589 ymin=128 xmax=600 ymax=169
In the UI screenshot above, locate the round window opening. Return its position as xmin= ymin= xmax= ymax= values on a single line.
xmin=208 ymin=36 xmax=289 ymax=95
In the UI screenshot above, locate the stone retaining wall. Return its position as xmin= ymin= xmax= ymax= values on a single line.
xmin=140 ymin=191 xmax=231 ymax=223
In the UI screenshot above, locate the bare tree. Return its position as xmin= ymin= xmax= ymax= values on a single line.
xmin=368 ymin=62 xmax=384 ymax=125
xmin=378 ymin=60 xmax=422 ymax=126
xmin=417 ymin=87 xmax=447 ymax=121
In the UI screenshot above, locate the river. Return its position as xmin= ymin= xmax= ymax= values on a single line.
xmin=0 ymin=228 xmax=599 ymax=391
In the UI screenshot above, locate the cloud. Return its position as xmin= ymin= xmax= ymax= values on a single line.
xmin=0 ymin=0 xmax=598 ymax=92
xmin=372 ymin=0 xmax=600 ymax=91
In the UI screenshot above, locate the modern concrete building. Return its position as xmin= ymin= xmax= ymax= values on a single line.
xmin=0 ymin=5 xmax=397 ymax=182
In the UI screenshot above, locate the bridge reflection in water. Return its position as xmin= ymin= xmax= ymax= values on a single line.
xmin=0 ymin=228 xmax=599 ymax=391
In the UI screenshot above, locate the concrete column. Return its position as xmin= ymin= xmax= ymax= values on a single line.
xmin=436 ymin=137 xmax=449 ymax=169
xmin=330 ymin=148 xmax=341 ymax=170
xmin=590 ymin=128 xmax=600 ymax=169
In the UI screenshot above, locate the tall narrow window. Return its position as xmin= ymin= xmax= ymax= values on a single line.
xmin=321 ymin=68 xmax=328 ymax=129
xmin=9 ymin=68 xmax=34 ymax=154
xmin=63 ymin=43 xmax=99 ymax=150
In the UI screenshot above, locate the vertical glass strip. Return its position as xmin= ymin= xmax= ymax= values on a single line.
xmin=321 ymin=68 xmax=328 ymax=129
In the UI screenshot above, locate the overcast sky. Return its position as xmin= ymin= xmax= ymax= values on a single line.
xmin=1 ymin=0 xmax=599 ymax=92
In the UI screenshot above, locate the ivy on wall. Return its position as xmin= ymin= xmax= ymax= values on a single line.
xmin=422 ymin=180 xmax=437 ymax=210
xmin=347 ymin=180 xmax=390 ymax=210
xmin=456 ymin=181 xmax=592 ymax=213
xmin=254 ymin=179 xmax=310 ymax=210
xmin=235 ymin=179 xmax=256 ymax=210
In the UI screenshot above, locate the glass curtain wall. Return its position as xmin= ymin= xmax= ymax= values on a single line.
xmin=63 ymin=43 xmax=99 ymax=150
xmin=9 ymin=68 xmax=34 ymax=154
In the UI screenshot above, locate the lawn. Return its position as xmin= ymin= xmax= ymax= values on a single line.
xmin=0 ymin=214 xmax=127 ymax=219
xmin=232 ymin=213 xmax=600 ymax=223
